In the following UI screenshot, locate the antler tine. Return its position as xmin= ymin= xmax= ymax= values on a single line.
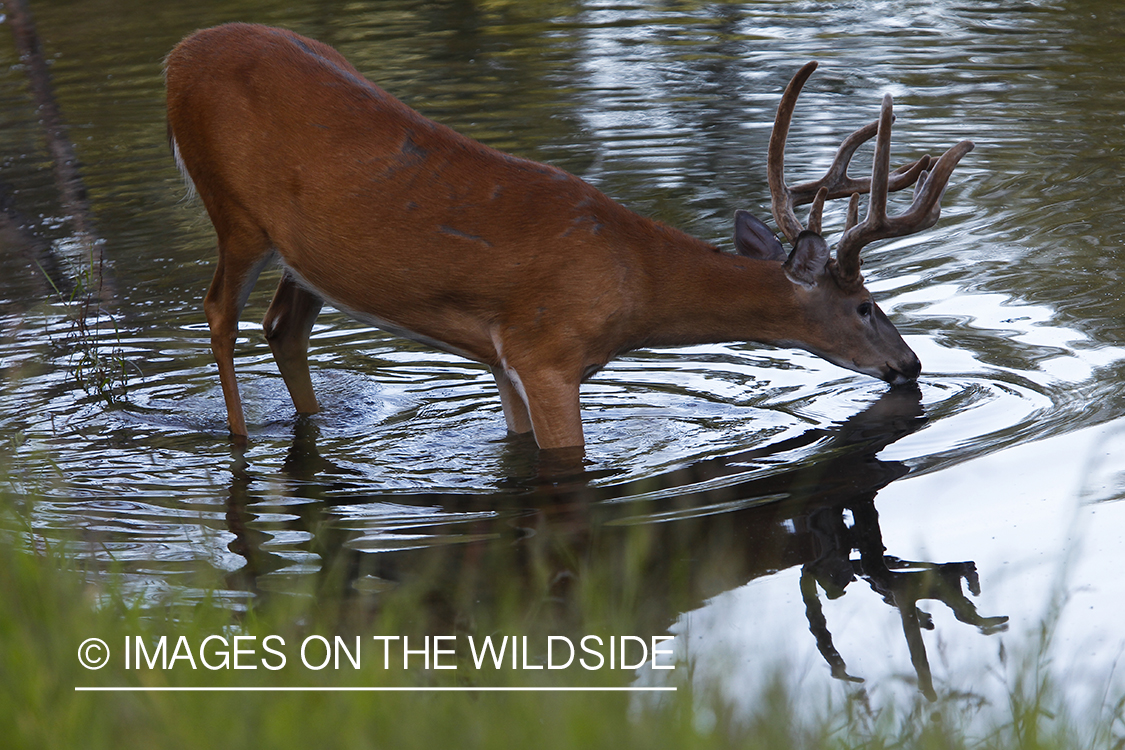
xmin=870 ymin=95 xmax=894 ymax=226
xmin=835 ymin=90 xmax=974 ymax=286
xmin=807 ymin=186 xmax=828 ymax=235
xmin=788 ymin=122 xmax=930 ymax=206
xmin=844 ymin=192 xmax=860 ymax=233
xmin=904 ymin=140 xmax=975 ymax=225
xmin=789 ymin=121 xmax=878 ymax=206
xmin=769 ymin=63 xmax=934 ymax=246
xmin=835 ymin=94 xmax=894 ymax=282
xmin=768 ymin=61 xmax=819 ymax=244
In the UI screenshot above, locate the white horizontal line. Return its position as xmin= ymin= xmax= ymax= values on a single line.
xmin=75 ymin=686 xmax=676 ymax=693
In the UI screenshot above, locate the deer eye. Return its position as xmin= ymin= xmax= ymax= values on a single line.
xmin=857 ymin=301 xmax=874 ymax=318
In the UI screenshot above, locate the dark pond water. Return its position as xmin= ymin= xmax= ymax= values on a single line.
xmin=2 ymin=0 xmax=1125 ymax=729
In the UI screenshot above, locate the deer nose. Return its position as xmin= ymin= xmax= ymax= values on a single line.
xmin=886 ymin=353 xmax=921 ymax=385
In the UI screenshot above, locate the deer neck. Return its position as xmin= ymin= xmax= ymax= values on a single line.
xmin=634 ymin=233 xmax=802 ymax=351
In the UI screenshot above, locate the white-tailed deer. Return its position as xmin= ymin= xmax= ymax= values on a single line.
xmin=165 ymin=24 xmax=972 ymax=450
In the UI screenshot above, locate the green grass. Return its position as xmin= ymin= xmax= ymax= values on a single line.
xmin=1 ymin=498 xmax=1122 ymax=750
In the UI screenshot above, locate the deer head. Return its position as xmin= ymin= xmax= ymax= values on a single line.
xmin=736 ymin=61 xmax=973 ymax=385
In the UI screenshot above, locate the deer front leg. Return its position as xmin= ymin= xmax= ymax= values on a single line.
xmin=489 ymin=326 xmax=585 ymax=449
xmin=264 ymin=273 xmax=324 ymax=414
xmin=514 ymin=366 xmax=585 ymax=450
xmin=203 ymin=225 xmax=274 ymax=438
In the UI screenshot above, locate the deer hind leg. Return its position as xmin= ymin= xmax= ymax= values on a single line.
xmin=203 ymin=221 xmax=274 ymax=438
xmin=264 ymin=273 xmax=324 ymax=415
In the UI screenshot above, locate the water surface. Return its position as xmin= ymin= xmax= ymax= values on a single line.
xmin=2 ymin=0 xmax=1125 ymax=729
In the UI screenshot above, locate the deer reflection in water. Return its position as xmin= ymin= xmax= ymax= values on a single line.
xmin=222 ymin=384 xmax=1006 ymax=700
xmin=797 ymin=481 xmax=1008 ymax=701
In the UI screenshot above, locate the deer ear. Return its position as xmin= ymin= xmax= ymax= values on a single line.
xmin=783 ymin=231 xmax=831 ymax=287
xmin=733 ymin=210 xmax=786 ymax=261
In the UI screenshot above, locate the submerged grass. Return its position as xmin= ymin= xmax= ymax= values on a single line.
xmin=1 ymin=490 xmax=1123 ymax=750
xmin=41 ymin=250 xmax=132 ymax=406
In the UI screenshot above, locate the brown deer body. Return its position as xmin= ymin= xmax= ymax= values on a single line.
xmin=165 ymin=23 xmax=971 ymax=450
